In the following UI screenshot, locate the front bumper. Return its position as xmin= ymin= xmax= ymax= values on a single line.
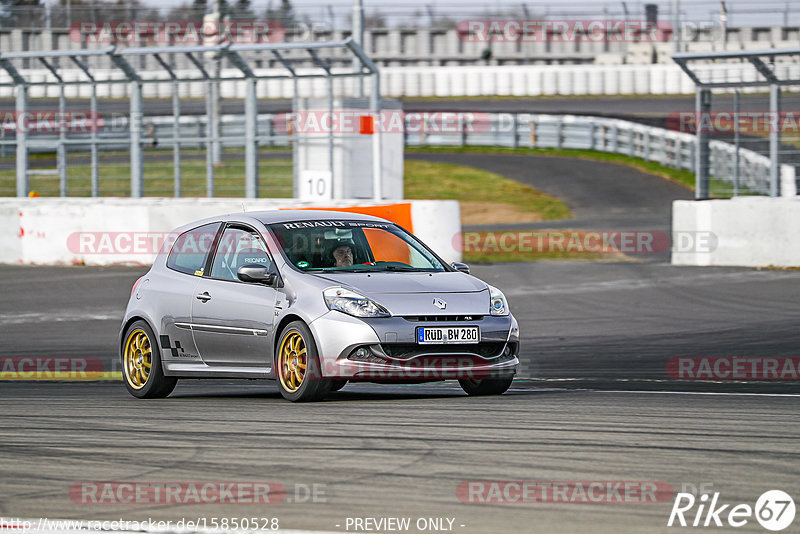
xmin=308 ymin=312 xmax=520 ymax=381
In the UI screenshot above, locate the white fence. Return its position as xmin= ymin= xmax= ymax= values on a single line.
xmin=7 ymin=63 xmax=800 ymax=100
xmin=0 ymin=64 xmax=700 ymax=99
xmin=428 ymin=113 xmax=798 ymax=197
xmin=6 ymin=112 xmax=794 ymax=197
xmin=412 ymin=113 xmax=796 ymax=196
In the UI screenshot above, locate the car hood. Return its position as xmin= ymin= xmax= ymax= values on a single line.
xmin=312 ymin=271 xmax=487 ymax=294
xmin=311 ymin=271 xmax=490 ymax=316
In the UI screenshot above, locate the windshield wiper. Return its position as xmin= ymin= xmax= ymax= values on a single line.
xmin=375 ymin=265 xmax=420 ymax=272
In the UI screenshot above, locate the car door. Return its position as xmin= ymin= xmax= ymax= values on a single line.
xmin=157 ymin=222 xmax=221 ymax=364
xmin=191 ymin=223 xmax=279 ymax=367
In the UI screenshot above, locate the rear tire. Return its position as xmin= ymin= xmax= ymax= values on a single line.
xmin=458 ymin=374 xmax=514 ymax=396
xmin=122 ymin=320 xmax=177 ymax=399
xmin=276 ymin=321 xmax=332 ymax=402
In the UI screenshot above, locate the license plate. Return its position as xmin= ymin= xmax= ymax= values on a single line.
xmin=416 ymin=326 xmax=480 ymax=344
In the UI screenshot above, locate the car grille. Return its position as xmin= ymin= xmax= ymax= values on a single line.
xmin=380 ymin=341 xmax=507 ymax=359
xmin=402 ymin=315 xmax=485 ymax=322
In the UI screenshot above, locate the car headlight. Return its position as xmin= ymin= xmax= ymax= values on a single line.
xmin=489 ymin=285 xmax=509 ymax=316
xmin=323 ymin=287 xmax=391 ymax=318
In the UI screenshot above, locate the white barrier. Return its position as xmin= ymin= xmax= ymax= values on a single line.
xmin=2 ymin=198 xmax=462 ymax=266
xmin=0 ymin=64 xmax=701 ymax=99
xmin=672 ymin=196 xmax=800 ymax=267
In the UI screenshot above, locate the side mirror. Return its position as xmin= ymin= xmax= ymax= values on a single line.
xmin=237 ymin=264 xmax=276 ymax=285
xmin=451 ymin=262 xmax=470 ymax=274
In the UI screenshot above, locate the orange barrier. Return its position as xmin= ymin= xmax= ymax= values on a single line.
xmin=284 ymin=203 xmax=414 ymax=232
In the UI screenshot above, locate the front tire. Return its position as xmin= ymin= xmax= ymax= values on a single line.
xmin=276 ymin=321 xmax=332 ymax=402
xmin=459 ymin=374 xmax=514 ymax=396
xmin=122 ymin=320 xmax=177 ymax=399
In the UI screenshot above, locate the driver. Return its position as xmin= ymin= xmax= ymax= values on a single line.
xmin=331 ymin=243 xmax=354 ymax=267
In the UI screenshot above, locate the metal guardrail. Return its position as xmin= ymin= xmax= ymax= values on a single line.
xmin=4 ymin=112 xmax=789 ymax=197
xmin=0 ymin=39 xmax=383 ymax=199
xmin=407 ymin=113 xmax=787 ymax=196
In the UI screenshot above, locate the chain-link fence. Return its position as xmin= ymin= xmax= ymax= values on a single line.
xmin=683 ymin=91 xmax=800 ymax=197
xmin=0 ymin=108 xmax=295 ymax=197
xmin=674 ymin=47 xmax=800 ymax=198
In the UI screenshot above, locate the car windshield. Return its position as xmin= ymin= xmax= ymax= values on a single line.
xmin=270 ymin=220 xmax=446 ymax=272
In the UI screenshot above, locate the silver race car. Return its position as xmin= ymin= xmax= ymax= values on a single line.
xmin=120 ymin=210 xmax=520 ymax=401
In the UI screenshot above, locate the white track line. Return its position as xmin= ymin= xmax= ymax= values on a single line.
xmin=352 ymin=384 xmax=800 ymax=397
xmin=570 ymin=389 xmax=800 ymax=397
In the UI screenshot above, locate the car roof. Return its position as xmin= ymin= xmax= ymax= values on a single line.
xmin=167 ymin=210 xmax=393 ymax=238
xmin=251 ymin=210 xmax=390 ymax=225
xmin=157 ymin=210 xmax=396 ymax=267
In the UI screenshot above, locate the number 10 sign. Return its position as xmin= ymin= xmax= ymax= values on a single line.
xmin=299 ymin=170 xmax=333 ymax=201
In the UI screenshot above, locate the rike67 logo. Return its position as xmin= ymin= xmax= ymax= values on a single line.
xmin=668 ymin=490 xmax=796 ymax=531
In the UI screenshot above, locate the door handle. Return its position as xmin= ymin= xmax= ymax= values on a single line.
xmin=196 ymin=291 xmax=212 ymax=302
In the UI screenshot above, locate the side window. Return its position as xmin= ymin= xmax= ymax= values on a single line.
xmin=210 ymin=226 xmax=272 ymax=281
xmin=166 ymin=223 xmax=219 ymax=276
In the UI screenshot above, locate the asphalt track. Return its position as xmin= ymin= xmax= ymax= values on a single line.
xmin=1 ymin=381 xmax=798 ymax=533
xmin=2 ymin=151 xmax=800 ymax=532
xmin=406 ymin=152 xmax=694 ymax=234
xmin=2 ymin=261 xmax=800 ymax=387
xmin=3 ymin=154 xmax=790 ymax=385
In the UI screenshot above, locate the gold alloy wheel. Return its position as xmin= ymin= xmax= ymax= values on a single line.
xmin=278 ymin=331 xmax=307 ymax=393
xmin=124 ymin=328 xmax=152 ymax=390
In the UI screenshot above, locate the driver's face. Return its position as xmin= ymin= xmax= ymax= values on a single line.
xmin=332 ymin=245 xmax=353 ymax=267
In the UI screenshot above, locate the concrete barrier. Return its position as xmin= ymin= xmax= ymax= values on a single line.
xmin=542 ymin=69 xmax=557 ymax=95
xmin=672 ymin=196 xmax=800 ymax=267
xmin=0 ymin=64 xmax=701 ymax=99
xmin=526 ymin=68 xmax=542 ymax=96
xmin=2 ymin=198 xmax=462 ymax=266
xmin=511 ymin=70 xmax=527 ymax=96
xmin=588 ymin=67 xmax=604 ymax=95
